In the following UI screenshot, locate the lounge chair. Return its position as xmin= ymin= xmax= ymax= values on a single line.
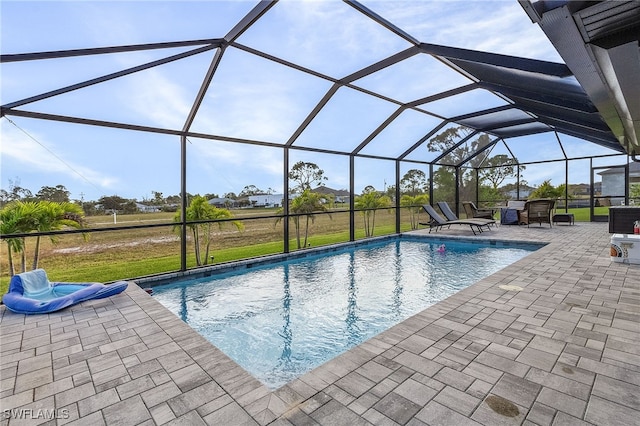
xmin=420 ymin=204 xmax=494 ymax=235
xmin=519 ymin=199 xmax=555 ymax=227
xmin=437 ymin=201 xmax=495 ymax=227
xmin=462 ymin=201 xmax=495 ymax=220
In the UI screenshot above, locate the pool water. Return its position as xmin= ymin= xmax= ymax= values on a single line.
xmin=152 ymin=238 xmax=536 ymax=389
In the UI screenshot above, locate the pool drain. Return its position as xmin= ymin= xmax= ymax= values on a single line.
xmin=485 ymin=395 xmax=519 ymax=417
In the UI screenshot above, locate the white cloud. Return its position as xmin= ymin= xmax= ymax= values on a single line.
xmin=0 ymin=121 xmax=119 ymax=191
xmin=363 ymin=1 xmax=562 ymax=61
xmin=123 ymin=69 xmax=192 ymax=129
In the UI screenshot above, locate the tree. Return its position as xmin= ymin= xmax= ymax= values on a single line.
xmin=529 ymin=180 xmax=562 ymax=199
xmin=478 ymin=155 xmax=524 ymax=189
xmin=239 ymin=185 xmax=263 ymax=197
xmin=288 ymin=161 xmax=327 ymax=193
xmin=400 ymin=194 xmax=429 ymax=230
xmin=631 ymin=183 xmax=640 ymax=202
xmin=0 ymin=200 xmax=85 ymax=275
xmin=355 ymin=186 xmax=391 ymax=237
xmin=0 ymin=178 xmax=34 ymax=206
xmin=400 ymin=169 xmax=428 ymax=196
xmin=173 ymin=195 xmax=243 ymax=266
xmin=30 ymin=201 xmax=85 ymax=270
xmin=0 ymin=203 xmax=27 ymax=276
xmin=276 ymin=190 xmax=330 ymax=249
xmin=151 ymin=191 xmax=164 ymax=205
xmin=426 ymin=129 xmax=494 ymax=203
xmin=36 ymin=185 xmax=71 ymax=203
xmin=529 ymin=179 xmax=564 ymax=212
xmin=98 ymin=195 xmax=128 ymax=212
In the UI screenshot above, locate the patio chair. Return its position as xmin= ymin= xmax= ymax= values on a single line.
xmin=519 ymin=199 xmax=555 ymax=227
xmin=462 ymin=201 xmax=495 ymax=220
xmin=437 ymin=201 xmax=495 ymax=227
xmin=420 ymin=204 xmax=494 ymax=235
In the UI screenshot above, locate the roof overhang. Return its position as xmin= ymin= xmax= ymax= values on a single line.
xmin=519 ymin=0 xmax=640 ymax=155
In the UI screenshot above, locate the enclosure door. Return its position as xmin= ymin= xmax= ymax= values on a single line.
xmin=591 ymin=164 xmax=628 ymax=222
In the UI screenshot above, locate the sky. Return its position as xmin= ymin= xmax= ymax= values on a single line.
xmin=0 ymin=0 xmax=626 ymax=203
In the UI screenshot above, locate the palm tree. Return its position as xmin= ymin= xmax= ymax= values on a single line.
xmin=0 ymin=204 xmax=25 ymax=276
xmin=174 ymin=196 xmax=243 ymax=266
xmin=276 ymin=190 xmax=330 ymax=249
xmin=355 ymin=186 xmax=391 ymax=237
xmin=0 ymin=201 xmax=41 ymax=274
xmin=400 ymin=194 xmax=429 ymax=230
xmin=31 ymin=201 xmax=85 ymax=270
xmin=0 ymin=200 xmax=86 ymax=275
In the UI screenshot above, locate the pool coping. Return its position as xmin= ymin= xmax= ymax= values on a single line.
xmin=134 ymin=233 xmax=546 ymax=288
xmin=1 ymin=222 xmax=639 ymax=425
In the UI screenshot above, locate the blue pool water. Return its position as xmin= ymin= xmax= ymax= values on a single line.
xmin=152 ymin=237 xmax=537 ymax=389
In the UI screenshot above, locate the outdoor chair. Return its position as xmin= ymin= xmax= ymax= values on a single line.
xmin=437 ymin=201 xmax=496 ymax=227
xmin=462 ymin=201 xmax=495 ymax=220
xmin=420 ymin=204 xmax=494 ymax=235
xmin=519 ymin=199 xmax=555 ymax=227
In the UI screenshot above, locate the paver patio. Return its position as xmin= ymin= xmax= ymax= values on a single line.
xmin=1 ymin=222 xmax=639 ymax=425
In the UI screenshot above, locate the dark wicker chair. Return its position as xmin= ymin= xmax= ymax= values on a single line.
xmin=520 ymin=199 xmax=555 ymax=227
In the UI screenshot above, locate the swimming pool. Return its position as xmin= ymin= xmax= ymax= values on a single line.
xmin=152 ymin=236 xmax=538 ymax=389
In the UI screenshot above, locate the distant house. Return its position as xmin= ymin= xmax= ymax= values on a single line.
xmin=598 ymin=162 xmax=640 ymax=205
xmin=248 ymin=194 xmax=284 ymax=208
xmin=503 ymin=185 xmax=535 ymax=200
xmin=311 ymin=186 xmax=351 ymax=204
xmin=136 ymin=203 xmax=162 ymax=213
xmin=208 ymin=197 xmax=238 ymax=208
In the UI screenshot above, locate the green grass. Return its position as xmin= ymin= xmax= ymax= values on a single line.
xmin=0 ymin=224 xmax=405 ymax=294
xmin=0 ymin=207 xmax=606 ymax=296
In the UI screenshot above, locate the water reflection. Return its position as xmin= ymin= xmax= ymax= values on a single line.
xmin=277 ymin=264 xmax=293 ymax=366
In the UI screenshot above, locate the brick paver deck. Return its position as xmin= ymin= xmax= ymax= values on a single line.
xmin=1 ymin=222 xmax=639 ymax=425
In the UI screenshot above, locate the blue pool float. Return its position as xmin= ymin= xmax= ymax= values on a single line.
xmin=2 ymin=269 xmax=128 ymax=315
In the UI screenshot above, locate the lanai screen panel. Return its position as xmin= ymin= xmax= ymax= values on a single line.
xmin=188 ymin=47 xmax=333 ymax=144
xmin=354 ymin=157 xmax=395 ymax=195
xmin=403 ymin=122 xmax=465 ymax=164
xmin=289 ymin=150 xmax=350 ymax=194
xmin=358 ymin=109 xmax=443 ymax=159
xmin=3 ymin=47 xmax=216 ymax=130
xmin=439 ymin=132 xmax=494 ymax=167
xmin=234 ymin=1 xmax=411 ymax=78
xmin=187 ymin=138 xmax=284 ymax=197
xmin=559 ymin=134 xmax=626 ymax=159
xmin=505 ymin=133 xmax=566 ymax=163
xmin=293 ymin=86 xmax=398 ymax=153
xmin=352 ymin=53 xmax=474 ymax=104
xmin=420 ymin=88 xmax=509 ymax=119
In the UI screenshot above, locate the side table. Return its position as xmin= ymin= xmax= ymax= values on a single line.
xmin=553 ymin=213 xmax=574 ymax=225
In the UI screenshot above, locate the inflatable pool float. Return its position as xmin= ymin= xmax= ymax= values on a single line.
xmin=2 ymin=269 xmax=128 ymax=315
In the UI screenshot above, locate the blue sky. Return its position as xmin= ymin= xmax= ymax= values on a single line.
xmin=1 ymin=0 xmax=624 ymax=202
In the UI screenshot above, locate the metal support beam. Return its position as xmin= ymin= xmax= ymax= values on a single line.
xmin=180 ymin=135 xmax=188 ymax=271
xmin=3 ymin=45 xmax=219 ymax=110
xmin=395 ymin=160 xmax=401 ymax=233
xmin=284 ymin=148 xmax=290 ymax=253
xmin=350 ymin=155 xmax=355 ymax=241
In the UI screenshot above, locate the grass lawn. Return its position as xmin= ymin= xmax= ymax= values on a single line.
xmin=0 ymin=206 xmax=608 ymax=296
